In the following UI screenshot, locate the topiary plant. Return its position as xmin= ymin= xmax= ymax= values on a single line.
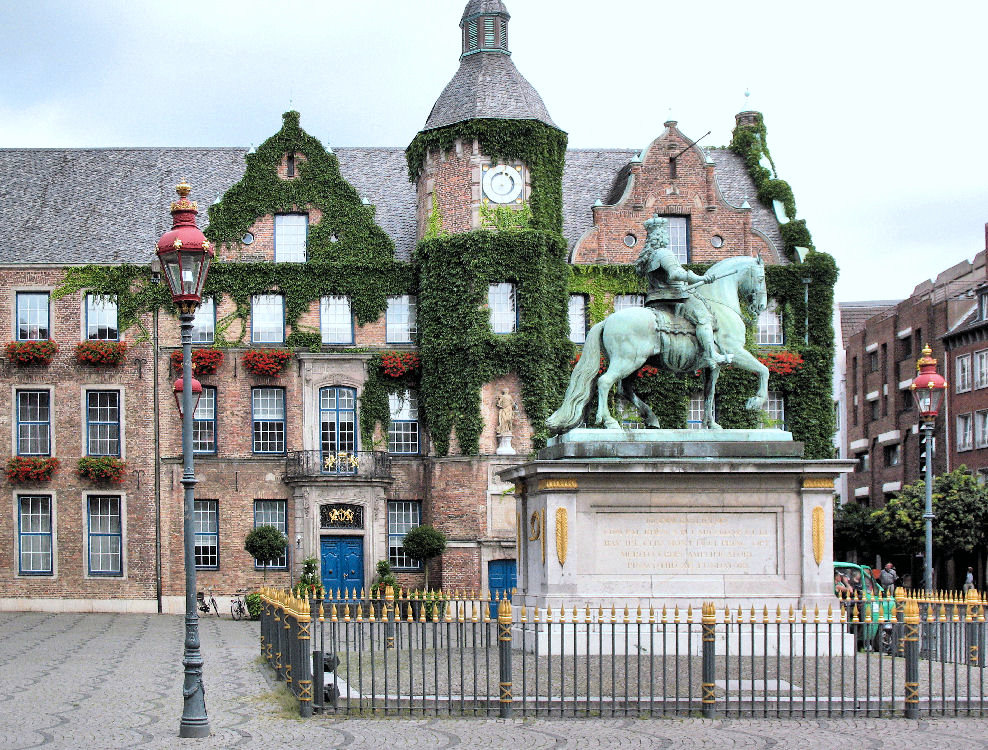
xmin=401 ymin=525 xmax=447 ymax=591
xmin=245 ymin=592 xmax=262 ymax=620
xmin=244 ymin=525 xmax=288 ymax=580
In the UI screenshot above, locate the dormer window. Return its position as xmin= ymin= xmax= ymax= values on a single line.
xmin=980 ymin=292 xmax=988 ymax=321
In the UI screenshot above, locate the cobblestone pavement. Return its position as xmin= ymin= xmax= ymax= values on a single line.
xmin=2 ymin=612 xmax=988 ymax=749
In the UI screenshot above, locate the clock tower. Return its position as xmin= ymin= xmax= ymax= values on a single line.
xmin=412 ymin=0 xmax=561 ymax=237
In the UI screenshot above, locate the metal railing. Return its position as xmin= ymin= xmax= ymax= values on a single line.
xmin=284 ymin=450 xmax=392 ymax=480
xmin=259 ymin=587 xmax=988 ymax=719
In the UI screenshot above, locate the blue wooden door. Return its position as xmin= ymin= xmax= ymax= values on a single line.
xmin=321 ymin=536 xmax=364 ymax=598
xmin=488 ymin=559 xmax=517 ymax=618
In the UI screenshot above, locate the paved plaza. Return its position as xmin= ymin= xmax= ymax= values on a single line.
xmin=2 ymin=612 xmax=988 ymax=749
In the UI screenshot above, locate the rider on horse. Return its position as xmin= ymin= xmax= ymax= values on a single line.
xmin=636 ymin=213 xmax=730 ymax=369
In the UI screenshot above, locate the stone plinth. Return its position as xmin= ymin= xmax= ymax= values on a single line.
xmin=499 ymin=431 xmax=856 ymax=616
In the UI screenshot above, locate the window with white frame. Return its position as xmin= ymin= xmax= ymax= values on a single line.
xmin=388 ymin=391 xmax=419 ymax=455
xmin=253 ymin=500 xmax=287 ymax=568
xmin=488 ymin=283 xmax=517 ymax=333
xmin=975 ymin=350 xmax=988 ymax=389
xmin=757 ymin=299 xmax=783 ymax=345
xmin=387 ymin=500 xmax=422 ymax=570
xmin=16 ymin=292 xmax=49 ymax=341
xmin=884 ymin=443 xmax=901 ymax=467
xmin=957 ymin=412 xmax=974 ymax=451
xmin=18 ymin=495 xmax=52 ymax=575
xmin=687 ymin=393 xmax=705 ymax=429
xmin=976 ymin=410 xmax=988 ymax=449
xmin=194 ymin=499 xmax=219 ymax=569
xmin=613 ymin=294 xmax=644 ymax=311
xmin=251 ymin=295 xmax=284 ymax=343
xmin=85 ymin=294 xmax=118 ymax=340
xmin=568 ymin=294 xmax=587 ymax=344
xmin=981 ymin=293 xmax=988 ymax=322
xmin=665 ymin=216 xmax=689 ymax=263
xmin=17 ymin=390 xmax=50 ymax=456
xmin=320 ymin=296 xmax=353 ymax=344
xmin=957 ymin=354 xmax=972 ymax=393
xmin=193 ymin=387 xmax=216 ymax=454
xmin=191 ymin=297 xmax=215 ymax=344
xmin=766 ymin=391 xmax=785 ymax=429
xmin=252 ymin=388 xmax=285 ymax=454
xmin=386 ymin=295 xmax=417 ymax=343
xmin=86 ymin=391 xmax=120 ymax=457
xmin=87 ymin=495 xmax=122 ymax=576
xmin=274 ymin=214 xmax=307 ymax=262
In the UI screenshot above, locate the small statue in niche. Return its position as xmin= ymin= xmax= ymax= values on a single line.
xmin=495 ymin=388 xmax=517 ymax=455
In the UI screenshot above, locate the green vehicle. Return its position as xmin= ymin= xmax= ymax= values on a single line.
xmin=834 ymin=562 xmax=897 ymax=653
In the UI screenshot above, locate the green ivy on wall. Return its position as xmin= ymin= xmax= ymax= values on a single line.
xmin=406 ymin=119 xmax=568 ymax=233
xmin=416 ymin=230 xmax=571 ymax=455
xmin=359 ymin=353 xmax=421 ymax=448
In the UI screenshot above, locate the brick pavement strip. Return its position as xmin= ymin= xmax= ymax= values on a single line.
xmin=2 ymin=613 xmax=988 ymax=749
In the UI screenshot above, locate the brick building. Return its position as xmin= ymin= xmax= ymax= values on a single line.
xmin=841 ymin=250 xmax=987 ymax=509
xmin=1 ymin=0 xmax=820 ymax=613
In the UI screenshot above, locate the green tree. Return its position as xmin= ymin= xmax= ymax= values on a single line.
xmin=872 ymin=468 xmax=988 ymax=560
xmin=244 ymin=525 xmax=288 ymax=580
xmin=834 ymin=499 xmax=883 ymax=560
xmin=401 ymin=525 xmax=447 ymax=591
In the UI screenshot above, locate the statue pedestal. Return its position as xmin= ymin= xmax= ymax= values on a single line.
xmin=500 ymin=429 xmax=856 ymax=619
xmin=495 ymin=433 xmax=516 ymax=455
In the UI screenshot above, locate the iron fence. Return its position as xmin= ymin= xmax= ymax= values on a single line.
xmin=259 ymin=587 xmax=988 ymax=719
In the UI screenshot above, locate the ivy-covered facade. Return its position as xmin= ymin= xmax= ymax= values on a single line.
xmin=0 ymin=0 xmax=837 ymax=611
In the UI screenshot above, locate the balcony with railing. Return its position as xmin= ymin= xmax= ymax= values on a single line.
xmin=284 ymin=450 xmax=392 ymax=482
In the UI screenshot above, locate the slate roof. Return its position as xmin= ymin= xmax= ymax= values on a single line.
xmin=0 ymin=147 xmax=419 ymax=264
xmin=706 ymin=149 xmax=785 ymax=262
xmin=837 ymin=301 xmax=902 ymax=348
xmin=462 ymin=0 xmax=508 ymax=20
xmin=0 ymin=145 xmax=783 ymax=266
xmin=422 ymin=52 xmax=557 ymax=132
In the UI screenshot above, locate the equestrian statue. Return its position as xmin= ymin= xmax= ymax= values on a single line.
xmin=546 ymin=214 xmax=771 ymax=434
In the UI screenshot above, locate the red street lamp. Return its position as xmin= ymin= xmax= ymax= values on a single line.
xmin=157 ymin=181 xmax=212 ymax=738
xmin=910 ymin=344 xmax=948 ymax=420
xmin=909 ymin=343 xmax=947 ymax=594
xmin=172 ymin=375 xmax=203 ymax=419
xmin=155 ymin=181 xmax=214 ymax=315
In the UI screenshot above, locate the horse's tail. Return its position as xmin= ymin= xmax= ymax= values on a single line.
xmin=546 ymin=321 xmax=606 ymax=435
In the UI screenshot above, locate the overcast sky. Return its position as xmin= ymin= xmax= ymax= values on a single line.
xmin=2 ymin=0 xmax=985 ymax=304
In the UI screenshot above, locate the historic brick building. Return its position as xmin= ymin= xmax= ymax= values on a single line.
xmin=841 ymin=249 xmax=987 ymax=508
xmin=0 ymin=0 xmax=823 ymax=613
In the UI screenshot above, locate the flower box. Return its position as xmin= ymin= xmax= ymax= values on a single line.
xmin=242 ymin=349 xmax=292 ymax=377
xmin=757 ymin=350 xmax=805 ymax=376
xmin=77 ymin=456 xmax=127 ymax=483
xmin=170 ymin=348 xmax=224 ymax=376
xmin=6 ymin=457 xmax=59 ymax=483
xmin=6 ymin=340 xmax=58 ymax=366
xmin=76 ymin=341 xmax=128 ymax=367
xmin=380 ymin=351 xmax=421 ymax=378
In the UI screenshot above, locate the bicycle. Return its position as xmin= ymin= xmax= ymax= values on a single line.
xmin=197 ymin=588 xmax=219 ymax=616
xmin=230 ymin=589 xmax=249 ymax=621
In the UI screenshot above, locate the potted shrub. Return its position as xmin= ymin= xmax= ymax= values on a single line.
xmin=242 ymin=349 xmax=292 ymax=377
xmin=170 ymin=348 xmax=224 ymax=376
xmin=76 ymin=341 xmax=127 ymax=367
xmin=244 ymin=525 xmax=288 ymax=579
xmin=6 ymin=456 xmax=59 ymax=483
xmin=77 ymin=456 xmax=127 ymax=483
xmin=6 ymin=340 xmax=58 ymax=366
xmin=292 ymin=556 xmax=325 ymax=599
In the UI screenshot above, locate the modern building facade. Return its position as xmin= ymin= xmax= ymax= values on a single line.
xmin=0 ymin=0 xmax=832 ymax=613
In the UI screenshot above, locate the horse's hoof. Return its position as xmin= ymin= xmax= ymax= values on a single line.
xmin=603 ymin=419 xmax=620 ymax=430
xmin=705 ymin=422 xmax=723 ymax=430
xmin=745 ymin=397 xmax=764 ymax=410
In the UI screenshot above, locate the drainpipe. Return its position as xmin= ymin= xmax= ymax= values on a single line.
xmin=151 ymin=262 xmax=163 ymax=614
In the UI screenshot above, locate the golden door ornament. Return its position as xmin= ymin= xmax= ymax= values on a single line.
xmin=812 ymin=505 xmax=825 ymax=566
xmin=555 ymin=508 xmax=568 ymax=566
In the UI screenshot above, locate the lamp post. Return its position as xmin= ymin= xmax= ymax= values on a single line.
xmin=156 ymin=181 xmax=215 ymax=738
xmin=909 ymin=344 xmax=947 ymax=593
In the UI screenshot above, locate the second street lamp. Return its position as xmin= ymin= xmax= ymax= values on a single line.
xmin=156 ymin=181 xmax=214 ymax=738
xmin=909 ymin=344 xmax=948 ymax=594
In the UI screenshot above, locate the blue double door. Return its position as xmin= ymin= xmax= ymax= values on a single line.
xmin=321 ymin=536 xmax=364 ymax=598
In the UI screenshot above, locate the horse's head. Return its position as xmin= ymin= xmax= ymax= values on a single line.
xmin=745 ymin=255 xmax=768 ymax=317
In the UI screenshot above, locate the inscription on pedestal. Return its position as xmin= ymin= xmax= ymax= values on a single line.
xmin=595 ymin=512 xmax=778 ymax=575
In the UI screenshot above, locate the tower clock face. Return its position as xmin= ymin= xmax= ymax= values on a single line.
xmin=482 ymin=164 xmax=524 ymax=204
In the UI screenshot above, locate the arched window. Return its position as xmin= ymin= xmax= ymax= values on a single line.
xmin=320 ymin=386 xmax=356 ymax=474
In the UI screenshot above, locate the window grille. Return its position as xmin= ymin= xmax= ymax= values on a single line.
xmin=568 ymin=295 xmax=587 ymax=344
xmin=613 ymin=294 xmax=643 ymax=312
xmin=87 ymin=495 xmax=122 ymax=576
xmin=251 ymin=295 xmax=284 ymax=344
xmin=86 ymin=391 xmax=120 ymax=457
xmin=488 ymin=283 xmax=517 ymax=333
xmin=757 ymin=299 xmax=784 ymax=345
xmin=386 ymin=295 xmax=417 ymax=343
xmin=193 ymin=387 xmax=216 ymax=454
xmin=320 ymin=296 xmax=353 ymax=344
xmin=252 ymin=388 xmax=285 ymax=453
xmin=388 ymin=391 xmax=419 ymax=454
xmin=17 ymin=390 xmax=50 ymax=456
xmin=688 ymin=393 xmax=705 ymax=429
xmin=388 ymin=500 xmax=422 ymax=570
xmin=86 ymin=294 xmax=118 ymax=340
xmin=274 ymin=214 xmax=307 ymax=262
xmin=16 ymin=292 xmax=49 ymax=341
xmin=191 ymin=298 xmax=215 ymax=344
xmin=18 ymin=495 xmax=52 ymax=575
xmin=194 ymin=499 xmax=219 ymax=569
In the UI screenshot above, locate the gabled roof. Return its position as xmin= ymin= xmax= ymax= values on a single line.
xmin=0 ymin=145 xmax=784 ymax=266
xmin=838 ymin=300 xmax=902 ymax=348
xmin=422 ymin=52 xmax=557 ymax=132
xmin=706 ymin=149 xmax=785 ymax=261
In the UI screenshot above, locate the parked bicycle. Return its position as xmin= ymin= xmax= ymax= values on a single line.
xmin=231 ymin=589 xmax=249 ymax=621
xmin=197 ymin=588 xmax=219 ymax=616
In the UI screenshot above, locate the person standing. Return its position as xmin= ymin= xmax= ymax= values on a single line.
xmin=879 ymin=562 xmax=898 ymax=590
xmin=964 ymin=566 xmax=976 ymax=593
